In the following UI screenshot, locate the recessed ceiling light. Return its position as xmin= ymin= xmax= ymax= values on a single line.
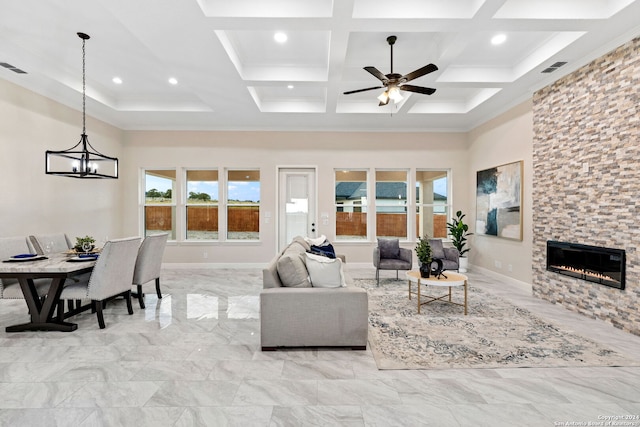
xmin=274 ymin=32 xmax=287 ymax=43
xmin=491 ymin=34 xmax=507 ymax=45
xmin=287 ymin=84 xmax=294 ymax=89
xmin=112 ymin=77 xmax=122 ymax=84
xmin=168 ymin=77 xmax=178 ymax=85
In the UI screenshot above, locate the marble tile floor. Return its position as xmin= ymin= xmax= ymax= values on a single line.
xmin=0 ymin=266 xmax=639 ymax=426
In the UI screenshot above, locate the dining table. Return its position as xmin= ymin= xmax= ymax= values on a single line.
xmin=0 ymin=252 xmax=96 ymax=332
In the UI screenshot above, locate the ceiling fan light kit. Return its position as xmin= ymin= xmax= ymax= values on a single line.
xmin=344 ymin=35 xmax=438 ymax=106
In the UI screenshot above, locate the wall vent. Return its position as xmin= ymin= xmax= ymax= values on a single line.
xmin=0 ymin=62 xmax=27 ymax=74
xmin=541 ymin=61 xmax=567 ymax=74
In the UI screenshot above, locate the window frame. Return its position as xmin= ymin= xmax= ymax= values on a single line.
xmin=334 ymin=169 xmax=369 ymax=242
xmin=374 ymin=169 xmax=410 ymax=241
xmin=184 ymin=168 xmax=219 ymax=241
xmin=141 ymin=168 xmax=177 ymax=241
xmin=414 ymin=168 xmax=451 ymax=241
xmin=225 ymin=168 xmax=261 ymax=242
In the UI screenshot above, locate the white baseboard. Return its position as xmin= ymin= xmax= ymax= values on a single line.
xmin=344 ymin=262 xmax=373 ymax=269
xmin=162 ymin=262 xmax=267 ymax=270
xmin=471 ymin=265 xmax=532 ymax=292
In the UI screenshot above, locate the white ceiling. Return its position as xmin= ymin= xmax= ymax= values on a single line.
xmin=1 ymin=0 xmax=639 ymax=132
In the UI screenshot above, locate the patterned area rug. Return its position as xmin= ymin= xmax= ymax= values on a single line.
xmin=356 ymin=278 xmax=638 ymax=370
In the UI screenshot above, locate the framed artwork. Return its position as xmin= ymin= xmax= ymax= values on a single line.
xmin=475 ymin=160 xmax=523 ymax=241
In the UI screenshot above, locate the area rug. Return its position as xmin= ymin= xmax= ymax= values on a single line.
xmin=355 ymin=278 xmax=638 ymax=370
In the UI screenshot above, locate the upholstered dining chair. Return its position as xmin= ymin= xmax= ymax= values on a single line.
xmin=0 ymin=236 xmax=50 ymax=300
xmin=429 ymin=239 xmax=460 ymax=271
xmin=31 ymin=233 xmax=87 ymax=311
xmin=29 ymin=233 xmax=72 ymax=255
xmin=373 ymin=238 xmax=413 ymax=286
xmin=56 ymin=237 xmax=141 ymax=329
xmin=132 ymin=233 xmax=168 ymax=309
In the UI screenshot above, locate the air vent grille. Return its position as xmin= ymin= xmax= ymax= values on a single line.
xmin=541 ymin=61 xmax=567 ymax=74
xmin=0 ymin=62 xmax=27 ymax=74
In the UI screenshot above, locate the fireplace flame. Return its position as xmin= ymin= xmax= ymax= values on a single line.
xmin=552 ymin=265 xmax=618 ymax=283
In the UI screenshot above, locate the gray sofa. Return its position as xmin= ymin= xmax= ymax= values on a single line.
xmin=261 ymin=236 xmax=368 ymax=350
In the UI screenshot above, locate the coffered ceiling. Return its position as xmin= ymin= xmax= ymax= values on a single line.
xmin=1 ymin=0 xmax=639 ymax=132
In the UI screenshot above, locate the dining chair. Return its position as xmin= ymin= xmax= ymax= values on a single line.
xmin=29 ymin=233 xmax=72 ymax=255
xmin=132 ymin=233 xmax=168 ymax=309
xmin=56 ymin=236 xmax=141 ymax=329
xmin=30 ymin=233 xmax=87 ymax=311
xmin=0 ymin=236 xmax=50 ymax=299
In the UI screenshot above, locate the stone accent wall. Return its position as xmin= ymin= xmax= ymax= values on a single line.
xmin=532 ymin=37 xmax=640 ymax=335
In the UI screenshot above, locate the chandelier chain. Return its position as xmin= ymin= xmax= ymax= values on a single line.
xmin=82 ymin=36 xmax=86 ymax=134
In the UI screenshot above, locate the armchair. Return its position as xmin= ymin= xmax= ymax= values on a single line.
xmin=373 ymin=238 xmax=413 ymax=286
xmin=429 ymin=239 xmax=459 ymax=271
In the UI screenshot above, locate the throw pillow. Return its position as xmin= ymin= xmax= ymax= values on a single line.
xmin=277 ymin=252 xmax=311 ymax=287
xmin=305 ymin=252 xmax=345 ymax=288
xmin=378 ymin=238 xmax=400 ymax=259
xmin=310 ymin=243 xmax=336 ymax=259
xmin=305 ymin=234 xmax=327 ymax=246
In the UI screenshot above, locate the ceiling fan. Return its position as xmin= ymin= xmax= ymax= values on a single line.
xmin=344 ymin=35 xmax=438 ymax=106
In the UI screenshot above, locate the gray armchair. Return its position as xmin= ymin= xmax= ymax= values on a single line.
xmin=373 ymin=238 xmax=413 ymax=286
xmin=429 ymin=239 xmax=459 ymax=271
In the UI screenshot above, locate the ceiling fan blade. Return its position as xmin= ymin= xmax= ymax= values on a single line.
xmin=364 ymin=66 xmax=388 ymax=83
xmin=400 ymin=84 xmax=436 ymax=95
xmin=402 ymin=63 xmax=438 ymax=83
xmin=343 ymin=86 xmax=383 ymax=95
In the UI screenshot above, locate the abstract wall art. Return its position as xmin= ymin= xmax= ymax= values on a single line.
xmin=476 ymin=160 xmax=523 ymax=240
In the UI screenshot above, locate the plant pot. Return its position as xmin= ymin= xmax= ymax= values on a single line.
xmin=459 ymin=256 xmax=468 ymax=273
xmin=419 ymin=263 xmax=431 ymax=278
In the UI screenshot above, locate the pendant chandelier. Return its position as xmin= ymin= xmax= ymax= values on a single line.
xmin=45 ymin=32 xmax=118 ymax=179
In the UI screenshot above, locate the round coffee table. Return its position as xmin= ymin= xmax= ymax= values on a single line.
xmin=406 ymin=270 xmax=468 ymax=315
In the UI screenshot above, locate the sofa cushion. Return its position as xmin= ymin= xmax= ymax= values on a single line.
xmin=378 ymin=238 xmax=400 ymax=259
xmin=276 ymin=252 xmax=311 ymax=288
xmin=305 ymin=253 xmax=345 ymax=288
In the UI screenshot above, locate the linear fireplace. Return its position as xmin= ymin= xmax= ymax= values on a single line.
xmin=546 ymin=241 xmax=626 ymax=290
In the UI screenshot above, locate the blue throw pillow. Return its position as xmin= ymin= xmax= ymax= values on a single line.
xmin=309 ymin=243 xmax=336 ymax=259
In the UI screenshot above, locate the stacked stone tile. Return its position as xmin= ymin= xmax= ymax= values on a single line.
xmin=532 ymin=37 xmax=639 ymax=336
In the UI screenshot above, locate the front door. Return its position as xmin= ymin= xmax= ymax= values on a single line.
xmin=278 ymin=168 xmax=316 ymax=252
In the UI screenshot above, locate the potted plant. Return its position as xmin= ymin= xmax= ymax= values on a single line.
xmin=74 ymin=235 xmax=95 ymax=253
xmin=446 ymin=210 xmax=472 ymax=272
xmin=415 ymin=234 xmax=432 ymax=278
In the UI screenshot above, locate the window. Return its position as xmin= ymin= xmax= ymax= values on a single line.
xmin=416 ymin=170 xmax=449 ymax=239
xmin=375 ymin=170 xmax=408 ymax=239
xmin=186 ymin=170 xmax=218 ymax=240
xmin=144 ymin=169 xmax=176 ymax=239
xmin=335 ymin=170 xmax=368 ymax=240
xmin=227 ymin=170 xmax=260 ymax=240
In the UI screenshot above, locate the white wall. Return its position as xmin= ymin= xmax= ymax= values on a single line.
xmin=121 ymin=130 xmax=470 ymax=264
xmin=0 ymin=79 xmax=124 ymax=242
xmin=466 ymin=100 xmax=534 ymax=284
xmin=1 ymin=77 xmax=535 ymax=283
